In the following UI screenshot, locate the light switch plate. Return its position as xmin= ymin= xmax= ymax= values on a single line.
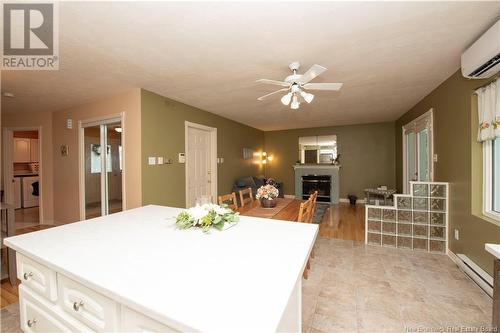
xmin=178 ymin=153 xmax=186 ymax=164
xmin=454 ymin=229 xmax=459 ymax=240
xmin=433 ymin=154 xmax=438 ymax=162
xmin=148 ymin=157 xmax=156 ymax=165
xmin=157 ymin=157 xmax=164 ymax=164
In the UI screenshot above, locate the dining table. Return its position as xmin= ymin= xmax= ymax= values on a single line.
xmin=238 ymin=197 xmax=302 ymax=221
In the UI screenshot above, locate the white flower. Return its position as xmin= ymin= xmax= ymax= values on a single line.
xmin=187 ymin=205 xmax=209 ymax=221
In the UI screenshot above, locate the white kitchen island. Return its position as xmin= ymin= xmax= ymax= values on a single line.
xmin=4 ymin=205 xmax=318 ymax=333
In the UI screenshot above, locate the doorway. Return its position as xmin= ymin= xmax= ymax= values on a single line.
xmin=402 ymin=109 xmax=434 ymax=193
xmin=185 ymin=121 xmax=217 ymax=207
xmin=2 ymin=128 xmax=42 ymax=229
xmin=80 ymin=117 xmax=123 ymax=219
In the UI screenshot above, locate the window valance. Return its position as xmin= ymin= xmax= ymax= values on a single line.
xmin=476 ymin=78 xmax=500 ymax=142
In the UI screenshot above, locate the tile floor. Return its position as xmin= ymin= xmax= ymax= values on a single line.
xmin=1 ymin=237 xmax=493 ymax=333
xmin=302 ymin=238 xmax=493 ymax=333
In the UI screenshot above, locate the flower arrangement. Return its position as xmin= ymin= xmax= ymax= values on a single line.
xmin=256 ymin=184 xmax=279 ymax=200
xmin=175 ymin=203 xmax=239 ymax=232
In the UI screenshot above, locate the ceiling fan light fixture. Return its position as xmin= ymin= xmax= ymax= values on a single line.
xmin=300 ymin=91 xmax=314 ymax=103
xmin=290 ymin=95 xmax=300 ymax=109
xmin=281 ymin=92 xmax=292 ymax=105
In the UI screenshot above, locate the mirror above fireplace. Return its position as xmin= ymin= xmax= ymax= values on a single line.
xmin=299 ymin=135 xmax=337 ymax=164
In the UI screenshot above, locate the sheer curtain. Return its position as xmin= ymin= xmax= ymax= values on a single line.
xmin=476 ymin=78 xmax=500 ymax=142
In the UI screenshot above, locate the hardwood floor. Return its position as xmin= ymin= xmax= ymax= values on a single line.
xmin=318 ymin=202 xmax=365 ymax=241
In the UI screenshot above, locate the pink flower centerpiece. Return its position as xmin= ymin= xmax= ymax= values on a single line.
xmin=256 ymin=184 xmax=279 ymax=208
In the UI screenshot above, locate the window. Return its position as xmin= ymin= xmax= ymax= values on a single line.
xmin=90 ymin=144 xmax=112 ymax=173
xmin=484 ymin=137 xmax=500 ymax=220
xmin=298 ymin=135 xmax=337 ymax=164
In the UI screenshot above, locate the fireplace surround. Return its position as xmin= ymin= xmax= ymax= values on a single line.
xmin=293 ymin=165 xmax=340 ymax=203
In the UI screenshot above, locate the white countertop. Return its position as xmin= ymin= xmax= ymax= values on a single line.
xmin=485 ymin=243 xmax=500 ymax=260
xmin=4 ymin=205 xmax=318 ymax=333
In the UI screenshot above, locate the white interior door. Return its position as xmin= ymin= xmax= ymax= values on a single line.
xmin=185 ymin=122 xmax=217 ymax=207
xmin=403 ymin=110 xmax=433 ymax=193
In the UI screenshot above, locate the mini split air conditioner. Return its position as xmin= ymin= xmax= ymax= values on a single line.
xmin=461 ymin=19 xmax=500 ymax=79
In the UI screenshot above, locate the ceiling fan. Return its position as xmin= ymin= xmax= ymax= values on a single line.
xmin=256 ymin=62 xmax=343 ymax=109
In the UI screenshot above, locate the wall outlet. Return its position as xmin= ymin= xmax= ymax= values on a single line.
xmin=148 ymin=157 xmax=156 ymax=165
xmin=454 ymin=229 xmax=459 ymax=240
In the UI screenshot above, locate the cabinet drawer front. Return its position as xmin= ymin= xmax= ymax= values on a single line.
xmin=58 ymin=274 xmax=118 ymax=332
xmin=121 ymin=307 xmax=181 ymax=333
xmin=19 ymin=285 xmax=93 ymax=333
xmin=17 ymin=254 xmax=57 ymax=301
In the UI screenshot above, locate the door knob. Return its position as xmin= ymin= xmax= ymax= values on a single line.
xmin=27 ymin=319 xmax=37 ymax=327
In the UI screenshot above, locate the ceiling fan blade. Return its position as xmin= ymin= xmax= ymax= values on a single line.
xmin=257 ymin=88 xmax=289 ymax=101
xmin=303 ymin=82 xmax=343 ymax=91
xmin=298 ymin=64 xmax=327 ymax=84
xmin=256 ymin=79 xmax=290 ymax=87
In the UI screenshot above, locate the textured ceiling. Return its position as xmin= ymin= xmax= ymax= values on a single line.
xmin=2 ymin=1 xmax=500 ymax=130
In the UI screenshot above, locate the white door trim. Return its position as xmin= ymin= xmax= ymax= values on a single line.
xmin=2 ymin=127 xmax=43 ymax=224
xmin=184 ymin=121 xmax=218 ymax=207
xmin=78 ymin=113 xmax=124 ymax=220
xmin=402 ymin=109 xmax=434 ymax=193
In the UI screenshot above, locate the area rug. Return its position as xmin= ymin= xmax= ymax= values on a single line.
xmin=312 ymin=203 xmax=329 ymax=224
xmin=1 ymin=303 xmax=22 ymax=333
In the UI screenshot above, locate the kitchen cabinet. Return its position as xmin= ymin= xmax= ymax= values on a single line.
xmin=30 ymin=139 xmax=39 ymax=162
xmin=13 ymin=138 xmax=31 ymax=163
xmin=13 ymin=138 xmax=39 ymax=163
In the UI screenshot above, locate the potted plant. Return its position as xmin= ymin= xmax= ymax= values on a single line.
xmin=256 ymin=184 xmax=279 ymax=208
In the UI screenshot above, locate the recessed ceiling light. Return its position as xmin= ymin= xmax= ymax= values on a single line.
xmin=3 ymin=92 xmax=15 ymax=98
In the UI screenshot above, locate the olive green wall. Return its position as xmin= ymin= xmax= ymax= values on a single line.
xmin=141 ymin=90 xmax=264 ymax=208
xmin=264 ymin=122 xmax=396 ymax=199
xmin=395 ymin=70 xmax=500 ymax=276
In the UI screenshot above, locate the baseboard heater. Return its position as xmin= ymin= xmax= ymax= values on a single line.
xmin=451 ymin=252 xmax=493 ymax=297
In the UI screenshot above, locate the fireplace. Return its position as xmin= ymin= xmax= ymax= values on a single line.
xmin=293 ymin=165 xmax=340 ymax=203
xmin=302 ymin=175 xmax=332 ymax=202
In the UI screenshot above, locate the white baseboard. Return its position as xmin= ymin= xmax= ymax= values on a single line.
xmin=339 ymin=198 xmax=367 ymax=204
xmin=447 ymin=250 xmax=493 ymax=297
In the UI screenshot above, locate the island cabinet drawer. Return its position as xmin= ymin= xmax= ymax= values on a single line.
xmin=17 ymin=253 xmax=58 ymax=301
xmin=57 ymin=274 xmax=119 ymax=332
xmin=121 ymin=306 xmax=181 ymax=333
xmin=19 ymin=284 xmax=94 ymax=333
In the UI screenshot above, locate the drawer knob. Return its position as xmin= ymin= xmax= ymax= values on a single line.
xmin=23 ymin=272 xmax=33 ymax=280
xmin=27 ymin=319 xmax=37 ymax=327
xmin=73 ymin=300 xmax=84 ymax=311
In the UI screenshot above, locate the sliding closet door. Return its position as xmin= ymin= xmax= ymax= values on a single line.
xmin=82 ymin=118 xmax=123 ymax=219
xmin=84 ymin=125 xmax=104 ymax=219
xmin=105 ymin=122 xmax=123 ymax=215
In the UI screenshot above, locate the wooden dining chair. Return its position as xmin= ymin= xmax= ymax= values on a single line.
xmin=239 ymin=187 xmax=254 ymax=207
xmin=309 ymin=191 xmax=318 ymax=223
xmin=218 ymin=192 xmax=238 ymax=211
xmin=297 ymin=192 xmax=319 ymax=279
xmin=297 ymin=196 xmax=314 ymax=223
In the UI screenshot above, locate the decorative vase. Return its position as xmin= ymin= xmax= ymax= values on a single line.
xmin=260 ymin=198 xmax=277 ymax=208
